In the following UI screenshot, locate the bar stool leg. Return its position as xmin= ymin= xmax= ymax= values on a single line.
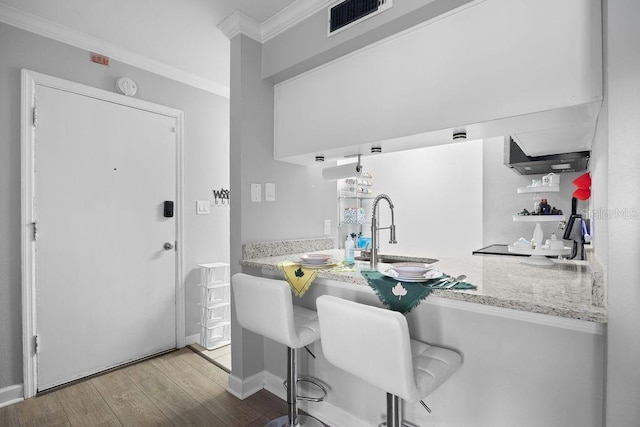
xmin=288 ymin=347 xmax=299 ymax=426
xmin=387 ymin=393 xmax=401 ymax=427
xmin=266 ymin=347 xmax=325 ymax=427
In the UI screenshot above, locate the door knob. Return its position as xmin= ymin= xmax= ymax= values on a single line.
xmin=163 ymin=242 xmax=174 ymax=251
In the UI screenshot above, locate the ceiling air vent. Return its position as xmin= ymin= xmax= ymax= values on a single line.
xmin=329 ymin=0 xmax=392 ymax=36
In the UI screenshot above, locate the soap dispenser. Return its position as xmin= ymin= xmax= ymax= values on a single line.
xmin=344 ymin=233 xmax=355 ymax=263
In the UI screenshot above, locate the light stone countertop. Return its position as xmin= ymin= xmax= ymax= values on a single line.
xmin=240 ymin=239 xmax=607 ymax=323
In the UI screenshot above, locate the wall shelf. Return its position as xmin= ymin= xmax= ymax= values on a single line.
xmin=512 ymin=215 xmax=565 ymax=222
xmin=516 ymin=185 xmax=560 ymax=194
xmin=338 ymin=175 xmax=373 ymax=248
xmin=513 ymin=186 xmax=566 ymax=265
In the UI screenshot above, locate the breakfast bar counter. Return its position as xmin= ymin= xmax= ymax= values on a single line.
xmin=240 ymin=245 xmax=607 ymax=323
xmin=234 ymin=238 xmax=607 ymax=427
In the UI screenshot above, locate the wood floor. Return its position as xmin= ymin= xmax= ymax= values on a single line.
xmin=0 ymin=348 xmax=289 ymax=426
xmin=189 ymin=344 xmax=232 ymax=373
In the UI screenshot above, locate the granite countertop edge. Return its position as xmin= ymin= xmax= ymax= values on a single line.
xmin=239 ymin=240 xmax=607 ymax=324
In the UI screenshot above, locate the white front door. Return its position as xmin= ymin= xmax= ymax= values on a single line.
xmin=33 ymin=84 xmax=178 ymax=391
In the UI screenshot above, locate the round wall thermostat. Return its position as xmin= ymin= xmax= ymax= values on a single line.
xmin=116 ymin=77 xmax=137 ymax=96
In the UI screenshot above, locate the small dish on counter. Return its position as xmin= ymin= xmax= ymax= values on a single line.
xmin=380 ymin=266 xmax=443 ymax=282
xmin=388 ymin=262 xmax=434 ymax=277
xmin=299 ymin=254 xmax=332 ymax=264
xmin=297 ymin=260 xmax=338 ymax=269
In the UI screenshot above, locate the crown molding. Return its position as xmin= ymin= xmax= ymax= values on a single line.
xmin=217 ymin=10 xmax=262 ymax=42
xmin=218 ymin=0 xmax=332 ymax=43
xmin=0 ymin=3 xmax=229 ymax=98
xmin=262 ymin=0 xmax=334 ymax=42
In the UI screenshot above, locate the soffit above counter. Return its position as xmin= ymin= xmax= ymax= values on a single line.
xmin=273 ymin=0 xmax=603 ymax=165
xmin=273 ymin=101 xmax=602 ymax=166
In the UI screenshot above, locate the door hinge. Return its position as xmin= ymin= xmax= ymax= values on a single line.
xmin=32 ymin=221 xmax=38 ymax=241
xmin=34 ymin=335 xmax=39 ymax=354
xmin=32 ymin=106 xmax=39 ymax=127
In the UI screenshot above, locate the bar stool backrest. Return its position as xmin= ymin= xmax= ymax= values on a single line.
xmin=232 ymin=273 xmax=299 ymax=348
xmin=316 ymin=295 xmax=418 ymax=401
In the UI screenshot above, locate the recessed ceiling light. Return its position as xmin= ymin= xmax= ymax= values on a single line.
xmin=551 ymin=164 xmax=571 ymax=170
xmin=452 ymin=131 xmax=467 ymax=141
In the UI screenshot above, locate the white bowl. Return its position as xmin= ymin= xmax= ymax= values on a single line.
xmin=389 ymin=262 xmax=431 ymax=277
xmin=299 ymin=254 xmax=331 ymax=264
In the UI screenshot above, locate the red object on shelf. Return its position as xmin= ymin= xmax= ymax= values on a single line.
xmin=573 ymin=188 xmax=591 ymax=200
xmin=572 ymin=172 xmax=591 ymax=189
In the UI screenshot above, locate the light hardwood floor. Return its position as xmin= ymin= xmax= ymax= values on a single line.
xmin=189 ymin=344 xmax=232 ymax=373
xmin=0 ymin=348 xmax=288 ymax=426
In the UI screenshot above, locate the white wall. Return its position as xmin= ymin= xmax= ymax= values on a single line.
xmin=0 ymin=22 xmax=229 ymax=392
xmin=229 ymin=34 xmax=337 ymax=382
xmin=229 ymin=36 xmax=337 ymax=274
xmin=604 ymin=0 xmax=640 ymax=424
xmin=0 ymin=0 xmax=230 ymax=87
xmin=357 ymin=139 xmax=483 ymax=258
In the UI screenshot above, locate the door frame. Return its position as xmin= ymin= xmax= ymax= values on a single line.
xmin=20 ymin=69 xmax=185 ymax=398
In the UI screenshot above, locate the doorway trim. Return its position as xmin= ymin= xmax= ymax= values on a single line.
xmin=20 ymin=69 xmax=185 ymax=398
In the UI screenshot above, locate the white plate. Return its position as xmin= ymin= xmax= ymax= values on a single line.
xmin=380 ymin=268 xmax=443 ymax=282
xmin=388 ymin=270 xmax=431 ymax=279
xmin=388 ymin=262 xmax=434 ymax=277
xmin=299 ymin=254 xmax=332 ymax=264
xmin=297 ymin=260 xmax=337 ymax=269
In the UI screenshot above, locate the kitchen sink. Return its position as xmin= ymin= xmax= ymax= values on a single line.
xmin=354 ymin=254 xmax=438 ymax=264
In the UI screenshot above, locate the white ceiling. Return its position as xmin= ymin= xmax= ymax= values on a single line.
xmin=0 ymin=0 xmax=298 ymax=91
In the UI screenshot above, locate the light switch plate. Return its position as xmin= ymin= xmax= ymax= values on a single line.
xmin=251 ymin=183 xmax=262 ymax=202
xmin=265 ymin=183 xmax=276 ymax=201
xmin=196 ymin=200 xmax=210 ymax=215
xmin=324 ymin=219 xmax=331 ymax=235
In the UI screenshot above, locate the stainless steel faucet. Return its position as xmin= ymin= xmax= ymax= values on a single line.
xmin=370 ymin=194 xmax=397 ymax=270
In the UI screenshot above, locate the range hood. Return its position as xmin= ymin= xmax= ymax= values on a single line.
xmin=504 ymin=137 xmax=590 ymax=175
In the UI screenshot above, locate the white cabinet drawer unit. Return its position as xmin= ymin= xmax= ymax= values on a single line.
xmin=198 ymin=263 xmax=231 ymax=350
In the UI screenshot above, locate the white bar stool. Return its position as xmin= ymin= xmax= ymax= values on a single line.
xmin=232 ymin=273 xmax=326 ymax=427
xmin=316 ymin=295 xmax=462 ymax=427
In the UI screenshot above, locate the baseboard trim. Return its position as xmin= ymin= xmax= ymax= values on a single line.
xmin=226 ymin=371 xmax=264 ymax=400
xmin=184 ymin=333 xmax=200 ymax=346
xmin=0 ymin=384 xmax=24 ymax=408
xmin=263 ymin=371 xmax=371 ymax=427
